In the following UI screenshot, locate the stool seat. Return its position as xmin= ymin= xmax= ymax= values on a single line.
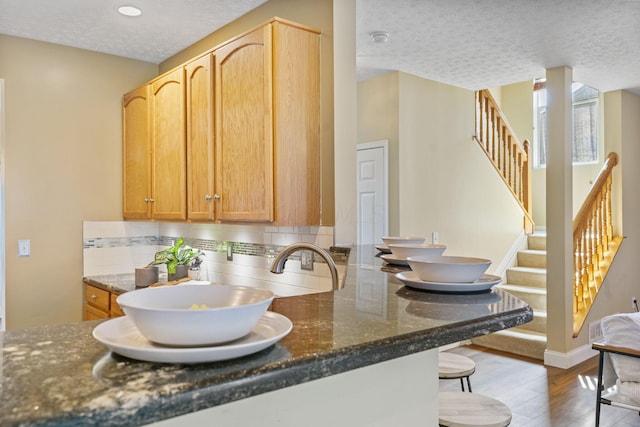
xmin=439 ymin=352 xmax=476 ymax=392
xmin=439 ymin=352 xmax=476 ymax=378
xmin=439 ymin=391 xmax=512 ymax=427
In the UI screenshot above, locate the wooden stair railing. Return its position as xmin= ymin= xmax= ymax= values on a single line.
xmin=573 ymin=152 xmax=622 ymax=337
xmin=474 ymin=89 xmax=534 ymax=233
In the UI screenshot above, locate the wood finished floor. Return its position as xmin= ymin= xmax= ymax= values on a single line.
xmin=439 ymin=345 xmax=640 ymax=426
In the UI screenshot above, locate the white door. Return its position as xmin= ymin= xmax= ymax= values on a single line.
xmin=356 ymin=141 xmax=388 ymax=246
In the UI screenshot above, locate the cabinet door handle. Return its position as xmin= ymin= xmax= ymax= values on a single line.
xmin=144 ymin=198 xmax=155 ymax=203
xmin=148 ymin=198 xmax=155 ymax=202
xmin=213 ymin=194 xmax=221 ymax=201
xmin=205 ymin=194 xmax=212 ymax=201
xmin=91 ymin=294 xmax=97 ymax=300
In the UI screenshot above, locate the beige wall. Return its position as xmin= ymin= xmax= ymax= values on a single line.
xmin=397 ymin=73 xmax=523 ymax=265
xmin=568 ymin=90 xmax=640 ymax=349
xmin=0 ymin=35 xmax=157 ymax=329
xmin=358 ymin=72 xmax=400 ymax=237
xmin=332 ymin=0 xmax=357 ymax=245
xmin=357 ymin=71 xmax=524 ymax=268
xmin=501 ymin=80 xmax=608 ymax=228
xmin=161 ymin=0 xmax=336 ymax=226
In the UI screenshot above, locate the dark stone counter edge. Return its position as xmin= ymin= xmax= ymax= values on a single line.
xmin=78 ymin=306 xmax=533 ymax=426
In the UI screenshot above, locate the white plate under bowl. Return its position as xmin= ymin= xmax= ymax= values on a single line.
xmin=92 ymin=312 xmax=292 ymax=364
xmin=375 ymin=245 xmax=392 ymax=254
xmin=395 ymin=271 xmax=501 ymax=293
xmin=380 ymin=254 xmax=409 ymax=266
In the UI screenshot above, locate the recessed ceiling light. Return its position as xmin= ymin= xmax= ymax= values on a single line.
xmin=118 ymin=5 xmax=142 ymax=17
xmin=370 ymin=31 xmax=390 ymax=43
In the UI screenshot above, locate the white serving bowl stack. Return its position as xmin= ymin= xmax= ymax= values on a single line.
xmin=406 ymin=255 xmax=491 ymax=283
xmin=116 ymin=284 xmax=274 ymax=347
xmin=381 ymin=236 xmax=426 ymax=246
xmin=388 ymin=243 xmax=447 ymax=260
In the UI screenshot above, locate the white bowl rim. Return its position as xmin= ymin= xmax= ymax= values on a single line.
xmin=382 ymin=236 xmax=425 ymax=241
xmin=117 ymin=284 xmax=274 ymax=312
xmin=406 ymin=255 xmax=491 ymax=265
xmin=388 ymin=243 xmax=447 ymax=249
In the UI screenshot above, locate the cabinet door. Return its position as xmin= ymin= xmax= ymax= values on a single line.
xmin=185 ymin=54 xmax=215 ymax=220
xmin=214 ymin=25 xmax=274 ymax=222
xmin=151 ymin=69 xmax=187 ymax=220
xmin=122 ymin=86 xmax=151 ymax=219
xmin=272 ymin=21 xmax=321 ymax=225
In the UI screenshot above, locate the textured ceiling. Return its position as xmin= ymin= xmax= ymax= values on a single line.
xmin=0 ymin=0 xmax=268 ymax=63
xmin=357 ymin=0 xmax=640 ymax=96
xmin=2 ymin=0 xmax=640 ymax=96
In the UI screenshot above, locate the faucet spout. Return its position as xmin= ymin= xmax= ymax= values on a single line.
xmin=270 ymin=242 xmax=342 ymax=290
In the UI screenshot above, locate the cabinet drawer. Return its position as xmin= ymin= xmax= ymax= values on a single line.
xmin=85 ymin=304 xmax=109 ymax=320
xmin=110 ymin=294 xmax=125 ymax=317
xmin=85 ymin=284 xmax=110 ymax=312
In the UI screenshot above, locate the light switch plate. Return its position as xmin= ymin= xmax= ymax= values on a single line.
xmin=18 ymin=239 xmax=30 ymax=257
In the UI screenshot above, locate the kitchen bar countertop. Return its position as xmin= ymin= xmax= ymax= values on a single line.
xmin=1 ymin=246 xmax=532 ymax=426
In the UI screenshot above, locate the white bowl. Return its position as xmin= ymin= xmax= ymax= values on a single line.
xmin=406 ymin=255 xmax=491 ymax=283
xmin=388 ymin=243 xmax=447 ymax=259
xmin=381 ymin=236 xmax=426 ymax=246
xmin=116 ymin=284 xmax=274 ymax=347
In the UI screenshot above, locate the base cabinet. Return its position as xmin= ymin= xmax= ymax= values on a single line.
xmin=83 ymin=284 xmax=124 ymax=320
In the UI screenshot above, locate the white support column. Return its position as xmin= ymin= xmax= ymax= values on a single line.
xmin=544 ymin=67 xmax=574 ymax=362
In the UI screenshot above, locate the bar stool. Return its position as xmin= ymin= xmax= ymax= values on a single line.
xmin=439 ymin=391 xmax=512 ymax=427
xmin=439 ymin=352 xmax=476 ymax=392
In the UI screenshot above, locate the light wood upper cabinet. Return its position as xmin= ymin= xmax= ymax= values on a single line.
xmin=185 ymin=54 xmax=215 ymax=220
xmin=122 ymin=18 xmax=322 ymax=225
xmin=213 ymin=20 xmax=321 ymax=225
xmin=271 ymin=21 xmax=321 ymax=226
xmin=122 ymin=86 xmax=151 ymax=219
xmin=214 ymin=25 xmax=274 ymax=222
xmin=150 ymin=68 xmax=187 ymax=220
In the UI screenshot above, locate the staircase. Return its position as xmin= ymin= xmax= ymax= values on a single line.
xmin=472 ymin=231 xmax=547 ymax=360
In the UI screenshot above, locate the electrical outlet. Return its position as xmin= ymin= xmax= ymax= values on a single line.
xmin=432 ymin=232 xmax=439 ymax=244
xmin=301 ymin=250 xmax=314 ymax=271
xmin=226 ymin=243 xmax=233 ymax=261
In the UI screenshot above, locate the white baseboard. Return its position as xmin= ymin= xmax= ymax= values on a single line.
xmin=493 ymin=231 xmax=527 ymax=278
xmin=544 ymin=344 xmax=598 ymax=368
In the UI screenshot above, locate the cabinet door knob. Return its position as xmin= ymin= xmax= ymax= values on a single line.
xmin=205 ymin=194 xmax=212 ymax=201
xmin=213 ymin=194 xmax=221 ymax=201
xmin=91 ymin=294 xmax=97 ymax=300
xmin=148 ymin=198 xmax=155 ymax=202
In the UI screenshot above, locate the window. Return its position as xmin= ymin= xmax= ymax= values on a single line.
xmin=533 ymin=81 xmax=599 ymax=168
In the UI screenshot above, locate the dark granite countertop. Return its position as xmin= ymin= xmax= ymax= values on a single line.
xmin=1 ymin=245 xmax=532 ymax=426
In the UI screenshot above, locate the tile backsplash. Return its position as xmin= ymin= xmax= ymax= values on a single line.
xmin=82 ymin=222 xmax=336 ymax=288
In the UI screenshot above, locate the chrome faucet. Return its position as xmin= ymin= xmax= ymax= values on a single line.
xmin=270 ymin=242 xmax=342 ymax=290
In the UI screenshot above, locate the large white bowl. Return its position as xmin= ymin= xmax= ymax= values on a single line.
xmin=406 ymin=255 xmax=491 ymax=283
xmin=381 ymin=236 xmax=426 ymax=246
xmin=388 ymin=243 xmax=447 ymax=259
xmin=116 ymin=284 xmax=274 ymax=347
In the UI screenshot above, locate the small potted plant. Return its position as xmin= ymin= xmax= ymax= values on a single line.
xmin=150 ymin=237 xmax=204 ymax=281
